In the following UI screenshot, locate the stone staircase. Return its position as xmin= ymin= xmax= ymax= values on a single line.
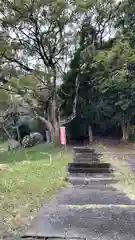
xmin=24 ymin=145 xmax=135 ymax=240
xmin=67 ymin=146 xmax=114 ymax=184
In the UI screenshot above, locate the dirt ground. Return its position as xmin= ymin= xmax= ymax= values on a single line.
xmin=93 ymin=137 xmax=135 ymax=173
xmin=93 ymin=137 xmax=135 ymax=155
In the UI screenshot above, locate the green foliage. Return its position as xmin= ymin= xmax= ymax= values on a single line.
xmin=0 ymin=0 xmax=76 ymax=74
xmin=1 ymin=0 xmax=135 ymax=139
xmin=12 ymin=121 xmax=31 ymax=142
xmin=0 ymin=89 xmax=11 ymax=109
xmin=60 ymin=0 xmax=135 ymax=138
xmin=0 ymin=0 xmax=80 ymax=139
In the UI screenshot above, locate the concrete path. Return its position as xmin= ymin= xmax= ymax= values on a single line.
xmin=24 ymin=178 xmax=135 ymax=239
xmin=23 ymin=144 xmax=135 ymax=239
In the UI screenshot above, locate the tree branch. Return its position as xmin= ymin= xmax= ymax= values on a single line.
xmin=4 ymin=56 xmax=35 ymax=72
xmin=60 ymin=74 xmax=80 ymax=125
xmin=29 ymin=13 xmax=51 ymax=68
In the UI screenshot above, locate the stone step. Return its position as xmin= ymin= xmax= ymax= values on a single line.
xmin=66 ymin=175 xmax=116 ymax=185
xmin=67 ymin=178 xmax=116 ymax=185
xmin=73 ymin=159 xmax=100 ymax=164
xmin=24 ymin=205 xmax=135 ymax=239
xmin=73 ymin=157 xmax=100 ymax=162
xmin=69 ymin=163 xmax=111 ymax=169
xmin=53 ymin=187 xmax=133 ymax=206
xmin=73 ymin=147 xmax=95 ymax=153
xmin=73 ymin=156 xmax=101 ymax=161
xmin=68 ymin=166 xmax=113 ymax=174
xmin=72 ymin=183 xmax=117 ymax=190
xmin=67 ymin=172 xmax=114 ymax=178
xmin=74 ymin=152 xmax=102 ymax=157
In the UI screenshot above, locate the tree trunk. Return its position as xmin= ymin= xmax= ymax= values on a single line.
xmin=88 ymin=125 xmax=93 ymax=143
xmin=52 ymin=117 xmax=60 ymax=144
xmin=3 ymin=124 xmax=12 ymax=139
xmin=37 ymin=116 xmax=54 ymax=142
xmin=51 ymin=67 xmax=60 ymax=144
xmin=38 ymin=115 xmax=60 ymax=144
xmin=121 ymin=121 xmax=129 ymax=141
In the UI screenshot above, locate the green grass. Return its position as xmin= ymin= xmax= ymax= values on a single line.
xmin=0 ymin=140 xmax=8 ymax=153
xmin=0 ymin=143 xmax=72 ymax=238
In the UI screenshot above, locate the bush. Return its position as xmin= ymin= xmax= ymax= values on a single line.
xmin=12 ymin=122 xmax=31 ymax=142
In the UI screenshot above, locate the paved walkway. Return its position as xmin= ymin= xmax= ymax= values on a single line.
xmin=24 ymin=174 xmax=135 ymax=239
xmin=23 ymin=142 xmax=135 ymax=239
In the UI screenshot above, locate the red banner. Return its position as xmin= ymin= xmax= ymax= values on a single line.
xmin=60 ymin=127 xmax=66 ymax=145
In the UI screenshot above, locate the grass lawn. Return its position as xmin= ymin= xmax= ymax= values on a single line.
xmin=0 ymin=143 xmax=72 ymax=238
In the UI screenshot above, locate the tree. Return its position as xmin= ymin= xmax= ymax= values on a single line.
xmin=60 ymin=0 xmax=117 ymax=141
xmin=0 ymin=0 xmax=78 ymax=143
xmin=1 ymin=0 xmax=134 ymax=144
xmin=60 ymin=0 xmax=135 ymax=142
xmin=93 ymin=37 xmax=135 ymax=140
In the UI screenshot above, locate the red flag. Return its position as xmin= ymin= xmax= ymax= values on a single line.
xmin=60 ymin=127 xmax=66 ymax=145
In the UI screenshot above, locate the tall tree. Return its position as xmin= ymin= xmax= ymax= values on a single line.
xmin=60 ymin=0 xmax=117 ymax=140
xmin=94 ymin=36 xmax=135 ymax=140
xmin=0 ymin=0 xmax=78 ymax=143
